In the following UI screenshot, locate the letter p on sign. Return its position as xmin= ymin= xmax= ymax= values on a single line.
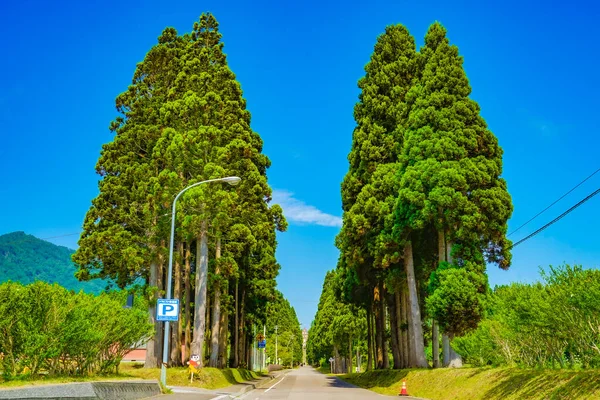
xmin=157 ymin=299 xmax=180 ymax=321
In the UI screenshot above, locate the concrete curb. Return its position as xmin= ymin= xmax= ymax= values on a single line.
xmin=220 ymin=374 xmax=276 ymax=398
xmin=0 ymin=381 xmax=161 ymax=400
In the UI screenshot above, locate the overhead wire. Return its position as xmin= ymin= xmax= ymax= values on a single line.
xmin=511 ymin=187 xmax=600 ymax=249
xmin=508 ymin=167 xmax=600 ymax=237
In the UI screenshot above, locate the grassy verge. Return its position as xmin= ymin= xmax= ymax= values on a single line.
xmin=340 ymin=368 xmax=600 ymax=400
xmin=316 ymin=365 xmax=331 ymax=374
xmin=0 ymin=363 xmax=262 ymax=391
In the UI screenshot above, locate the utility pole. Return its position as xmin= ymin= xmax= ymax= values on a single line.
xmin=262 ymin=325 xmax=266 ymax=371
xmin=291 ymin=335 xmax=294 ymax=369
xmin=275 ymin=325 xmax=278 ymax=365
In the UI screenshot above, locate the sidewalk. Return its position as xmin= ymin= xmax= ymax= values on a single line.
xmin=149 ymin=370 xmax=287 ymax=400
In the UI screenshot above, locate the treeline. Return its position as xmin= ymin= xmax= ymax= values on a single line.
xmin=0 ymin=282 xmax=151 ymax=377
xmin=309 ymin=22 xmax=513 ymax=370
xmin=264 ymin=291 xmax=303 ymax=367
xmin=455 ymin=265 xmax=600 ymax=369
xmin=73 ymin=14 xmax=287 ymax=369
xmin=308 ymin=270 xmax=366 ymax=373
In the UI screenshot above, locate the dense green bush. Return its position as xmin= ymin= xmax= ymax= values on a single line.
xmin=0 ymin=281 xmax=153 ymax=377
xmin=453 ymin=265 xmax=600 ymax=368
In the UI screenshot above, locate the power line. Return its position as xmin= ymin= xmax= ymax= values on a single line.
xmin=509 ymin=167 xmax=600 ymax=237
xmin=511 ymin=187 xmax=600 ymax=249
xmin=40 ymin=232 xmax=81 ymax=240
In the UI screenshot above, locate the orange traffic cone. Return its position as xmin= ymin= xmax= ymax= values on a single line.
xmin=399 ymin=380 xmax=409 ymax=396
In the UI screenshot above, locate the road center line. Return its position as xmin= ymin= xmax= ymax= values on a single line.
xmin=264 ymin=376 xmax=286 ymax=393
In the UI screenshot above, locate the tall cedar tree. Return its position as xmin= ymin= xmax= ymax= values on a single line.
xmin=394 ymin=22 xmax=513 ymax=365
xmin=337 ymin=25 xmax=426 ymax=368
xmin=74 ymin=14 xmax=286 ymax=368
xmin=154 ymin=13 xmax=286 ymax=365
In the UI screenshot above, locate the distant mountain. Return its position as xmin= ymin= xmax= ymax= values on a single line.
xmin=0 ymin=231 xmax=108 ymax=293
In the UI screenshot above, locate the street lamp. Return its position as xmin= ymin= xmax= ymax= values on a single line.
xmin=160 ymin=176 xmax=241 ymax=388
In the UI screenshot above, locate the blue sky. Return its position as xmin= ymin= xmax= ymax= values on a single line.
xmin=1 ymin=0 xmax=599 ymax=329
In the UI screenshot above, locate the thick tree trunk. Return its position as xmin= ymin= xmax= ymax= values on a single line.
xmin=405 ymin=286 xmax=416 ymax=367
xmin=246 ymin=334 xmax=252 ymax=369
xmin=443 ymin=335 xmax=450 ymax=366
xmin=381 ymin=285 xmax=389 ymax=369
xmin=171 ymin=242 xmax=183 ymax=366
xmin=144 ymin=260 xmax=159 ymax=368
xmin=404 ymin=240 xmax=428 ymax=368
xmin=228 ymin=304 xmax=236 ymax=367
xmin=205 ymin=295 xmax=210 ymax=361
xmin=348 ymin=337 xmax=353 ymax=373
xmin=238 ymin=288 xmax=246 ymax=368
xmin=192 ymin=224 xmax=209 ymax=366
xmin=401 ymin=287 xmax=409 ymax=369
xmin=374 ymin=285 xmax=384 ymax=369
xmin=233 ymin=280 xmax=239 ymax=368
xmin=333 ymin=345 xmax=340 ymax=374
xmin=394 ymin=289 xmax=405 ymax=369
xmin=184 ymin=242 xmax=191 ymax=362
xmin=219 ymin=307 xmax=228 ymax=368
xmin=371 ymin=303 xmax=376 ymax=368
xmin=432 ymin=321 xmax=440 ymax=368
xmin=209 ymin=238 xmax=222 ymax=367
xmin=390 ymin=293 xmax=401 ymax=369
xmin=366 ymin=304 xmax=373 ymax=371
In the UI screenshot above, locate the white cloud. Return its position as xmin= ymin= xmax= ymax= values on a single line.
xmin=272 ymin=190 xmax=342 ymax=228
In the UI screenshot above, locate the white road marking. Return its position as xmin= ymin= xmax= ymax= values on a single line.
xmin=264 ymin=376 xmax=286 ymax=393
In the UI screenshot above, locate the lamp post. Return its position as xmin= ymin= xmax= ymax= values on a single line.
xmin=160 ymin=176 xmax=241 ymax=388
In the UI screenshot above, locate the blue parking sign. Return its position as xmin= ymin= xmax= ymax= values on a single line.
xmin=157 ymin=299 xmax=179 ymax=321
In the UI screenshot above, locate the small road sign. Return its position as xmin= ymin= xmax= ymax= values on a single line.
xmin=329 ymin=357 xmax=334 ymax=363
xmin=157 ymin=299 xmax=179 ymax=321
xmin=258 ymin=339 xmax=266 ymax=349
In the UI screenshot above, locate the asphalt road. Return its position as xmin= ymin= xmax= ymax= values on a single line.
xmin=236 ymin=367 xmax=423 ymax=400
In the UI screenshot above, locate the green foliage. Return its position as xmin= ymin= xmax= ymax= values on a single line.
xmin=264 ymin=290 xmax=302 ymax=366
xmin=426 ymin=266 xmax=487 ymax=336
xmin=395 ymin=22 xmax=513 ymax=268
xmin=308 ymin=270 xmax=367 ymax=365
xmin=72 ymin=13 xmax=287 ymax=363
xmin=453 ymin=265 xmax=600 ymax=369
xmin=0 ymin=232 xmax=108 ymax=293
xmin=337 ymin=25 xmax=418 ymax=309
xmin=336 ymin=20 xmax=513 ymax=368
xmin=0 ymin=281 xmax=152 ymax=378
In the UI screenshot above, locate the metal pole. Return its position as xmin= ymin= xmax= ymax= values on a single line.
xmin=160 ymin=177 xmax=241 ymax=388
xmin=275 ymin=325 xmax=278 ymax=365
xmin=263 ymin=325 xmax=266 ymax=371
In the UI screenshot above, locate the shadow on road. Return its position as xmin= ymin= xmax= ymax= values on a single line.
xmin=324 ymin=376 xmax=358 ymax=389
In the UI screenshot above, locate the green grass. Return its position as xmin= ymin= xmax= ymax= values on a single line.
xmin=340 ymin=368 xmax=600 ymax=400
xmin=316 ymin=364 xmax=331 ymax=375
xmin=0 ymin=363 xmax=263 ymax=391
